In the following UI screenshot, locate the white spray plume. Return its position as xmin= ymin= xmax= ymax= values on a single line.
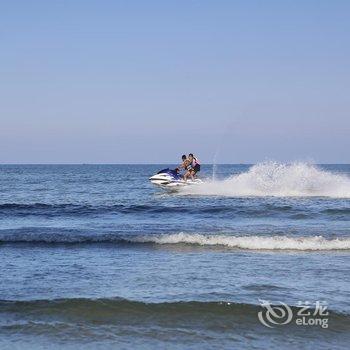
xmin=181 ymin=162 xmax=350 ymax=198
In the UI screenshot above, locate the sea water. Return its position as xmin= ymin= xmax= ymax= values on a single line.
xmin=0 ymin=163 xmax=349 ymax=349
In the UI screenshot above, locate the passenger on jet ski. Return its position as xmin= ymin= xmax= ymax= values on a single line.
xmin=184 ymin=153 xmax=201 ymax=181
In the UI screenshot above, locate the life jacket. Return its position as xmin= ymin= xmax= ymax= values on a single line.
xmin=192 ymin=157 xmax=200 ymax=167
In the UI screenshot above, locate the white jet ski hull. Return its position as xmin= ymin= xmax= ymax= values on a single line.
xmin=149 ymin=171 xmax=203 ymax=189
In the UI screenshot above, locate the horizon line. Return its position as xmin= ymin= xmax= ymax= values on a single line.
xmin=0 ymin=162 xmax=349 ymax=166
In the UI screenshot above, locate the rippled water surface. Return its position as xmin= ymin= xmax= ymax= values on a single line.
xmin=1 ymin=164 xmax=350 ymax=349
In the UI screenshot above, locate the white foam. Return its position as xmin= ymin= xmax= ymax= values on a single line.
xmin=180 ymin=162 xmax=350 ymax=198
xmin=1 ymin=231 xmax=349 ymax=250
xmin=130 ymin=233 xmax=350 ymax=250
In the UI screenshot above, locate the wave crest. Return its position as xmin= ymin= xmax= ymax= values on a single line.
xmin=1 ymin=231 xmax=349 ymax=251
xmin=1 ymin=297 xmax=347 ymax=320
xmin=130 ymin=233 xmax=350 ymax=251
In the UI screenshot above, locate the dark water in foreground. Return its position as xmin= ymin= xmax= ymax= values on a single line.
xmin=0 ymin=164 xmax=350 ymax=349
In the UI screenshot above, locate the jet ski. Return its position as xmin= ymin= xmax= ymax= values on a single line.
xmin=149 ymin=168 xmax=203 ymax=188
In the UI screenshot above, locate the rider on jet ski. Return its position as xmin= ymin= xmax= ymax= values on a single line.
xmin=149 ymin=154 xmax=201 ymax=187
xmin=175 ymin=155 xmax=190 ymax=178
xmin=184 ymin=153 xmax=201 ymax=181
xmin=178 ymin=155 xmax=190 ymax=171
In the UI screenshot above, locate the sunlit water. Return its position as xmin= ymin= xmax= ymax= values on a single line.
xmin=1 ymin=164 xmax=349 ymax=349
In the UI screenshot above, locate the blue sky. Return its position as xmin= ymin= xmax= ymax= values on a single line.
xmin=1 ymin=0 xmax=349 ymax=163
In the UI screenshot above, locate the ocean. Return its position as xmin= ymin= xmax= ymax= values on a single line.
xmin=1 ymin=163 xmax=349 ymax=349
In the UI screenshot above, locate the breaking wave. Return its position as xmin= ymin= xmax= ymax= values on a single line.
xmin=181 ymin=162 xmax=350 ymax=198
xmin=1 ymin=231 xmax=350 ymax=251
xmin=129 ymin=233 xmax=350 ymax=251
